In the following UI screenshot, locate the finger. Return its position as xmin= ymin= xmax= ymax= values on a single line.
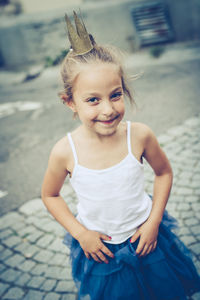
xmin=136 ymin=239 xmax=145 ymax=255
xmin=152 ymin=241 xmax=157 ymax=251
xmin=84 ymin=251 xmax=90 ymax=259
xmin=91 ymin=253 xmax=102 ymax=263
xmin=144 ymin=244 xmax=153 ymax=256
xmin=148 ymin=244 xmax=154 ymax=254
xmin=130 ymin=231 xmax=140 ymax=243
xmin=100 ymin=234 xmax=112 ymax=241
xmin=101 ymin=245 xmax=114 ymax=258
xmin=96 ymin=251 xmax=108 ymax=264
xmin=139 ymin=244 xmax=150 ymax=257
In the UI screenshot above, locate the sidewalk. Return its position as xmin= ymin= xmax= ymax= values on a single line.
xmin=0 ymin=114 xmax=200 ymax=299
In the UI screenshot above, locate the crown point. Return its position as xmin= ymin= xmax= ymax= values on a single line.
xmin=65 ymin=10 xmax=93 ymax=56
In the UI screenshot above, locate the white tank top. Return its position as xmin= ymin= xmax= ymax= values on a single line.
xmin=67 ymin=121 xmax=152 ymax=244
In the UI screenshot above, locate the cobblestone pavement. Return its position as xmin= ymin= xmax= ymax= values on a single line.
xmin=0 ymin=114 xmax=200 ymax=300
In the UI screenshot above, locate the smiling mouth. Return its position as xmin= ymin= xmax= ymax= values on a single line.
xmin=97 ymin=115 xmax=119 ymax=124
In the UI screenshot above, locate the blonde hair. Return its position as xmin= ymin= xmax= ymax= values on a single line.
xmin=59 ymin=35 xmax=135 ymax=107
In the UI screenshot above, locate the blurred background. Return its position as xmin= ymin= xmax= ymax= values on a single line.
xmin=0 ymin=0 xmax=200 ymax=69
xmin=0 ymin=1 xmax=200 ymax=299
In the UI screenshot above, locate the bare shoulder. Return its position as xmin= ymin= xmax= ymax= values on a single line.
xmin=130 ymin=122 xmax=156 ymax=144
xmin=127 ymin=122 xmax=156 ymax=163
xmin=50 ymin=136 xmax=68 ymax=159
xmin=42 ymin=136 xmax=73 ymax=197
xmin=48 ymin=135 xmax=72 ymax=172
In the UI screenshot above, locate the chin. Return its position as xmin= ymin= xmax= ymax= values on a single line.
xmin=96 ymin=126 xmax=119 ymax=136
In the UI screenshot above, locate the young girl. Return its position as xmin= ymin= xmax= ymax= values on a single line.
xmin=41 ymin=11 xmax=200 ymax=300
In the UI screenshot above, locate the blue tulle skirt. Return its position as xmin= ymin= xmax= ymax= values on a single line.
xmin=63 ymin=211 xmax=200 ymax=300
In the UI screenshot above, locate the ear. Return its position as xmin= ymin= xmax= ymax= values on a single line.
xmin=60 ymin=93 xmax=77 ymax=113
xmin=66 ymin=100 xmax=77 ymax=113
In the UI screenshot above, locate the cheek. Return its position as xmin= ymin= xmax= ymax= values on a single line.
xmin=78 ymin=104 xmax=98 ymax=120
xmin=115 ymin=99 xmax=125 ymax=114
xmin=87 ymin=109 xmax=99 ymax=119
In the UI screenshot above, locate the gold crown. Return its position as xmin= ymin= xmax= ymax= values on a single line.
xmin=65 ymin=11 xmax=93 ymax=55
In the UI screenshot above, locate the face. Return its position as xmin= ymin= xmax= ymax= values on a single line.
xmin=68 ymin=63 xmax=125 ymax=137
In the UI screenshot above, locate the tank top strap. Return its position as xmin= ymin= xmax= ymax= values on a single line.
xmin=67 ymin=133 xmax=78 ymax=165
xmin=126 ymin=121 xmax=132 ymax=155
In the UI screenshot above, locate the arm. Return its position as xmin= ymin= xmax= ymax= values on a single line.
xmin=130 ymin=125 xmax=173 ymax=256
xmin=144 ymin=127 xmax=173 ymax=225
xmin=41 ymin=141 xmax=114 ymax=263
xmin=41 ymin=144 xmax=87 ymax=240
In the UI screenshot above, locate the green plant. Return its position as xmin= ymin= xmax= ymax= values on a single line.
xmin=45 ymin=49 xmax=69 ymax=68
xmin=149 ymin=46 xmax=165 ymax=58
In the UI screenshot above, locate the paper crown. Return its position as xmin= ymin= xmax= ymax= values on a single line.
xmin=65 ymin=11 xmax=93 ymax=55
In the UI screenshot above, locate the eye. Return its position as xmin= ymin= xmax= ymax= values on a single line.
xmin=87 ymin=97 xmax=99 ymax=104
xmin=111 ymin=92 xmax=123 ymax=101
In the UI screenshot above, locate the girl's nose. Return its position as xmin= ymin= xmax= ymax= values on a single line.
xmin=101 ymin=100 xmax=114 ymax=116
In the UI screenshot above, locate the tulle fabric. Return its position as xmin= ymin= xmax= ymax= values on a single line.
xmin=63 ymin=211 xmax=200 ymax=300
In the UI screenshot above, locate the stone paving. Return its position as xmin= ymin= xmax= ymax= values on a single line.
xmin=0 ymin=114 xmax=200 ymax=300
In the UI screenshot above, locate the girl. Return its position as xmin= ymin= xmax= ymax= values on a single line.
xmin=41 ymin=11 xmax=200 ymax=300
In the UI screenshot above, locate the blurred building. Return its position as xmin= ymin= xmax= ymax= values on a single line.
xmin=19 ymin=0 xmax=82 ymax=14
xmin=0 ymin=0 xmax=200 ymax=69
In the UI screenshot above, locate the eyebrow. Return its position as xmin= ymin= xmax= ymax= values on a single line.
xmin=82 ymin=87 xmax=123 ymax=98
xmin=110 ymin=87 xmax=123 ymax=94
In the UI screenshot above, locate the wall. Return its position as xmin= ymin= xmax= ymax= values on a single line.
xmin=0 ymin=0 xmax=138 ymax=69
xmin=20 ymin=0 xmax=82 ymax=14
xmin=166 ymin=0 xmax=200 ymax=41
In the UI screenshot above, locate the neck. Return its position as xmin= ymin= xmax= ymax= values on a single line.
xmin=81 ymin=123 xmax=121 ymax=144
